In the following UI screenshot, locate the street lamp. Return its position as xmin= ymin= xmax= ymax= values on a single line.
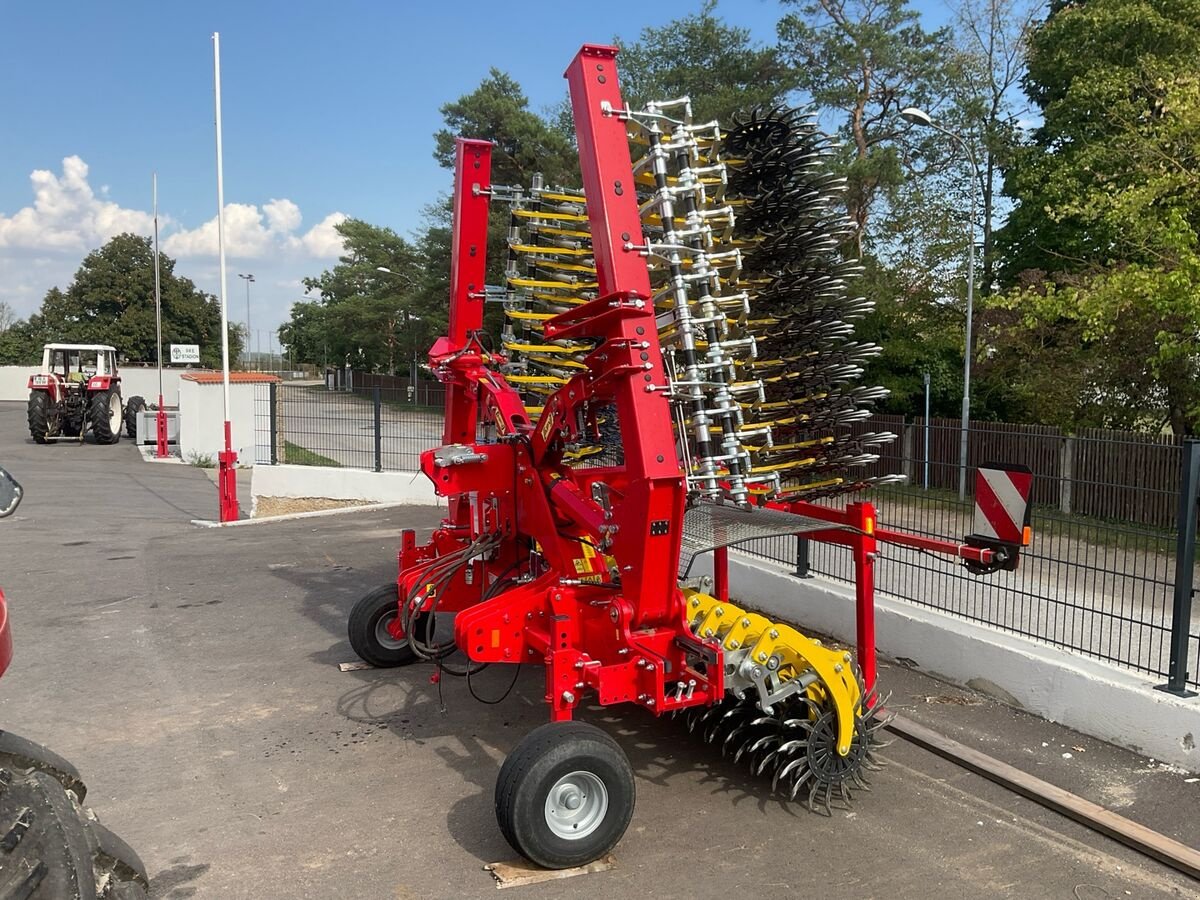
xmin=900 ymin=106 xmax=981 ymax=501
xmin=238 ymin=273 xmax=255 ymax=369
xmin=376 ymin=266 xmax=422 ymax=395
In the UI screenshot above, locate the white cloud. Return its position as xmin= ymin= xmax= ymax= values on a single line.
xmin=0 ymin=156 xmax=155 ymax=251
xmin=0 ymin=156 xmax=349 ymax=321
xmin=162 ymin=200 xmax=346 ymax=260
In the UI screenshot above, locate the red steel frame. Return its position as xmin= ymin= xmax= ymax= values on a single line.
xmin=392 ymin=44 xmax=1012 ymax=718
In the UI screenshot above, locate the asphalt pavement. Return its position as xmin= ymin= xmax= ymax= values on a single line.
xmin=0 ymin=400 xmax=1195 ymax=899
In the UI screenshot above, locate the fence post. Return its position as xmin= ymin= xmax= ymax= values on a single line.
xmin=901 ymin=420 xmax=914 ymax=483
xmin=792 ymin=535 xmax=812 ymax=579
xmin=373 ymin=385 xmax=383 ymax=472
xmin=1158 ymin=439 xmax=1200 ymax=697
xmin=1059 ymin=435 xmax=1074 ymax=515
xmin=268 ymin=381 xmax=278 ymax=466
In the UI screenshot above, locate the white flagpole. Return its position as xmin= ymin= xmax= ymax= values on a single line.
xmin=153 ymin=173 xmax=167 ymax=457
xmin=212 ymin=31 xmax=238 ymax=521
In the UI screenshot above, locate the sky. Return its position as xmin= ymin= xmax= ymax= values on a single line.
xmin=0 ymin=0 xmax=956 ymax=349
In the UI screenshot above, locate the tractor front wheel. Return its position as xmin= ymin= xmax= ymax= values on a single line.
xmin=89 ymin=390 xmax=122 ymax=444
xmin=495 ymin=722 xmax=635 ymax=870
xmin=347 ymin=582 xmax=429 ymax=667
xmin=124 ymin=395 xmax=146 ymax=439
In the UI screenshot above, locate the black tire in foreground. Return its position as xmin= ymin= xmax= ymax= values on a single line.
xmin=0 ymin=764 xmax=149 ymax=899
xmin=0 ymin=731 xmax=86 ymax=801
xmin=26 ymin=392 xmax=51 ymax=444
xmin=495 ymin=721 xmax=635 ymax=870
xmin=347 ymin=583 xmax=427 ymax=668
xmin=88 ymin=390 xmax=122 ymax=445
xmin=123 ymin=396 xmax=146 ymax=439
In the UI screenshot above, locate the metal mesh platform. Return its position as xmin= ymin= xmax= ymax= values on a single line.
xmin=679 ymin=500 xmax=857 ymax=576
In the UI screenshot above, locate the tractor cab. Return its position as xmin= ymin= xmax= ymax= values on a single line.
xmin=42 ymin=344 xmax=118 ymax=384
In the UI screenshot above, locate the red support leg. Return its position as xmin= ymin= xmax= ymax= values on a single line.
xmin=713 ymin=546 xmax=729 ymax=602
xmin=847 ymin=501 xmax=878 ymax=698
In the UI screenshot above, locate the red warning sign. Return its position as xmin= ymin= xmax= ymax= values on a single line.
xmin=972 ymin=464 xmax=1034 ymax=546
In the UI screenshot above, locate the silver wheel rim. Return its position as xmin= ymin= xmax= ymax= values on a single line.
xmin=374 ymin=611 xmax=405 ymax=650
xmin=544 ymin=771 xmax=607 ymax=840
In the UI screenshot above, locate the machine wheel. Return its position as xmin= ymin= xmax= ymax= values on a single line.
xmin=347 ymin=583 xmax=428 ymax=667
xmin=27 ymin=392 xmax=52 ymax=444
xmin=495 ymin=722 xmax=635 ymax=870
xmin=0 ymin=766 xmax=149 ymax=899
xmin=123 ymin=396 xmax=146 ymax=439
xmin=89 ymin=390 xmax=122 ymax=445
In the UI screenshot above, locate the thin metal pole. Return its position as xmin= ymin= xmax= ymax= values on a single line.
xmin=923 ymin=371 xmax=931 ymax=490
xmin=373 ymin=385 xmax=383 ymax=472
xmin=1158 ymin=439 xmax=1200 ymax=696
xmin=955 ymin=140 xmax=980 ymax=501
xmin=153 ymin=174 xmax=168 ymax=458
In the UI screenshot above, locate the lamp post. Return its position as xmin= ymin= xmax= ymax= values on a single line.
xmin=238 ymin=273 xmax=255 ymax=369
xmin=900 ymin=106 xmax=980 ymax=501
xmin=376 ymin=266 xmax=422 ymax=397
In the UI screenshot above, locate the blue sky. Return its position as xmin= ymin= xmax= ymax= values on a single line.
xmin=0 ymin=0 xmax=956 ymax=346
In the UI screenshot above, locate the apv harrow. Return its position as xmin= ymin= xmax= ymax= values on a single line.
xmin=348 ymin=44 xmax=1032 ymax=869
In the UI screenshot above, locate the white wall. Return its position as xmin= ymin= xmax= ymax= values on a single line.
xmin=177 ymin=379 xmax=258 ymax=463
xmin=0 ymin=365 xmax=206 ymax=405
xmin=250 ymin=464 xmax=442 ymax=507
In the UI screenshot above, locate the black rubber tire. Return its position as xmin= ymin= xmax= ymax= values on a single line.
xmin=495 ymin=722 xmax=635 ymax=870
xmin=0 ymin=766 xmax=149 ymax=899
xmin=89 ymin=390 xmax=121 ymax=445
xmin=0 ymin=731 xmax=86 ymax=801
xmin=347 ymin=583 xmax=427 ymax=668
xmin=123 ymin=397 xmax=145 ymax=439
xmin=27 ymin=392 xmax=50 ymax=444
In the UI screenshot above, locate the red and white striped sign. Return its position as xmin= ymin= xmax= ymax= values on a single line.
xmin=972 ymin=465 xmax=1033 ymax=545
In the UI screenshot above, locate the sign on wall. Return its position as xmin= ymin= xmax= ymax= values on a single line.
xmin=170 ymin=344 xmax=201 ymax=364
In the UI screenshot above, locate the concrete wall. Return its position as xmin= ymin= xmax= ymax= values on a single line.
xmin=691 ymin=551 xmax=1200 ymax=772
xmin=178 ymin=379 xmax=258 ymax=463
xmin=0 ymin=365 xmax=205 ymax=405
xmin=250 ymin=464 xmax=442 ymax=507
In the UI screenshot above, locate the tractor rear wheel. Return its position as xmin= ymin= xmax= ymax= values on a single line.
xmin=27 ymin=392 xmax=52 ymax=444
xmin=348 ymin=583 xmax=428 ymax=667
xmin=0 ymin=764 xmax=149 ymax=899
xmin=495 ymin=722 xmax=635 ymax=870
xmin=124 ymin=396 xmax=146 ymax=439
xmin=89 ymin=390 xmax=122 ymax=445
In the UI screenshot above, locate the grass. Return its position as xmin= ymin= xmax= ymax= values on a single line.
xmin=185 ymin=451 xmax=215 ymax=468
xmin=283 ymin=441 xmax=341 ymax=467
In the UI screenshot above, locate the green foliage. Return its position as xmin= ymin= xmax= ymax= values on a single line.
xmin=616 ymin=1 xmax=795 ymax=124
xmin=992 ymin=0 xmax=1200 ymax=432
xmin=0 ymin=233 xmax=239 ymax=368
xmin=284 ymin=218 xmax=440 ymax=374
xmin=778 ymin=0 xmax=952 ymax=248
xmin=434 ymin=69 xmax=578 ymax=187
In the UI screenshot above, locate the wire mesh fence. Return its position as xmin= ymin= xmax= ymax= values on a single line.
xmin=252 ymin=382 xmax=443 ymax=472
xmin=743 ymin=418 xmax=1199 ymax=690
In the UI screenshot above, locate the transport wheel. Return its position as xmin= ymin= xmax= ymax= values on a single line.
xmin=347 ymin=582 xmax=429 ymax=667
xmin=89 ymin=390 xmax=122 ymax=444
xmin=495 ymin=721 xmax=635 ymax=870
xmin=124 ymin=396 xmax=146 ymax=438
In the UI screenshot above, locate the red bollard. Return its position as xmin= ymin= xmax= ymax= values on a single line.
xmin=217 ymin=420 xmax=239 ymax=522
xmin=155 ymin=394 xmax=169 ymax=459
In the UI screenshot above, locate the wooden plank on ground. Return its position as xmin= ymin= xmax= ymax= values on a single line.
xmin=484 ymin=854 xmax=615 ymax=889
xmin=888 ymin=715 xmax=1200 ymax=882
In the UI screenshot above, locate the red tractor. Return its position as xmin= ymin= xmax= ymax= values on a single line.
xmin=0 ymin=466 xmax=149 ymax=897
xmin=26 ymin=344 xmax=133 ymax=445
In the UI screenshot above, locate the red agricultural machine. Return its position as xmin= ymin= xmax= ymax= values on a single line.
xmin=349 ymin=44 xmax=1032 ymax=869
xmin=26 ymin=343 xmax=137 ymax=445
